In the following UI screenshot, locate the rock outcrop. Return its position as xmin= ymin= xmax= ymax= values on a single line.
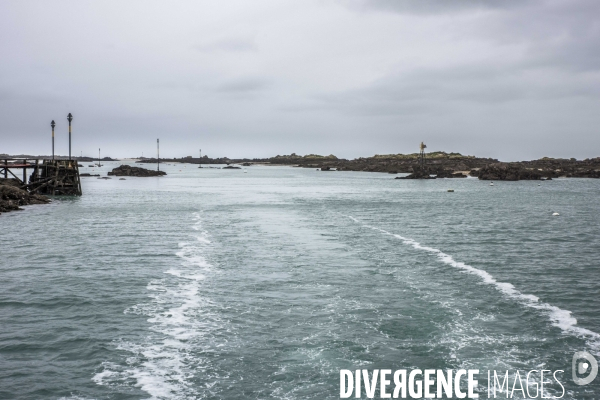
xmin=0 ymin=179 xmax=50 ymax=215
xmin=131 ymin=152 xmax=600 ymax=179
xmin=315 ymin=152 xmax=497 ymax=174
xmin=108 ymin=165 xmax=167 ymax=177
xmin=476 ymin=163 xmax=542 ymax=180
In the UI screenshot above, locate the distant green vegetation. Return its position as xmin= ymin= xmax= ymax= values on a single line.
xmin=370 ymin=151 xmax=471 ymax=160
xmin=271 ymin=154 xmax=338 ymax=160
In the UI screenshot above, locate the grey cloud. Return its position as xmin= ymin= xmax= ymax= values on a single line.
xmin=455 ymin=0 xmax=600 ymax=72
xmin=2 ymin=0 xmax=600 ymax=160
xmin=340 ymin=0 xmax=533 ymax=15
xmin=194 ymin=38 xmax=257 ymax=53
xmin=216 ymin=78 xmax=270 ymax=94
xmin=292 ymin=65 xmax=600 ymax=118
xmin=344 ymin=0 xmax=600 ymax=72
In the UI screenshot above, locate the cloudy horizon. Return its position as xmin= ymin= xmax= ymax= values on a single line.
xmin=1 ymin=0 xmax=599 ymax=161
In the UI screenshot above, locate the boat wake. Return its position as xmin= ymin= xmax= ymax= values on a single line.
xmin=93 ymin=212 xmax=216 ymax=399
xmin=346 ymin=215 xmax=600 ymax=354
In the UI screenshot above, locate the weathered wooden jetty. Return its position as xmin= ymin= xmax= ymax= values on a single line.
xmin=0 ymin=113 xmax=83 ymax=196
xmin=1 ymin=158 xmax=82 ymax=196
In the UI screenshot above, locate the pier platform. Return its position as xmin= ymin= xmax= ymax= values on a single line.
xmin=1 ymin=159 xmax=82 ymax=196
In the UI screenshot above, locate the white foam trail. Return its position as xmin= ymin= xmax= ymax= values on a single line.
xmin=94 ymin=212 xmax=214 ymax=398
xmin=347 ymin=215 xmax=600 ymax=351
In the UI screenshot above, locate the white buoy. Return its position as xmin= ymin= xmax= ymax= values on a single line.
xmin=490 ymin=182 xmax=494 ymax=186
xmin=244 ymin=169 xmax=248 ymax=173
xmin=552 ymin=212 xmax=559 ymax=216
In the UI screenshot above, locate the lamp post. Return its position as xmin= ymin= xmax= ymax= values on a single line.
xmin=157 ymin=139 xmax=160 ymax=171
xmin=51 ymin=120 xmax=56 ymax=160
xmin=67 ymin=113 xmax=73 ymax=160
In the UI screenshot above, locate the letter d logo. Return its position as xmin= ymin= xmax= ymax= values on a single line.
xmin=572 ymin=351 xmax=598 ymax=385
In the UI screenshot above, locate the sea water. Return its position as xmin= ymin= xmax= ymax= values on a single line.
xmin=1 ymin=162 xmax=599 ymax=399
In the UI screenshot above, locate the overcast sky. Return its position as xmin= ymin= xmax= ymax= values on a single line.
xmin=1 ymin=0 xmax=599 ymax=160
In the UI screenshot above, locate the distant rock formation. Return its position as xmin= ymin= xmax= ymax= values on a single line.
xmin=131 ymin=152 xmax=600 ymax=179
xmin=305 ymin=152 xmax=497 ymax=174
xmin=0 ymin=178 xmax=50 ymax=215
xmin=476 ymin=163 xmax=542 ymax=180
xmin=108 ymin=165 xmax=166 ymax=177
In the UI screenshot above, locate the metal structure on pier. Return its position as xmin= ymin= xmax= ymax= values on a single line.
xmin=0 ymin=112 xmax=82 ymax=196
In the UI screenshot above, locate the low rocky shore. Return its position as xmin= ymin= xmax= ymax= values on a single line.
xmin=274 ymin=153 xmax=600 ymax=180
xmin=0 ymin=178 xmax=50 ymax=215
xmin=132 ymin=152 xmax=600 ymax=181
xmin=473 ymin=163 xmax=544 ymax=180
xmin=108 ymin=165 xmax=167 ymax=177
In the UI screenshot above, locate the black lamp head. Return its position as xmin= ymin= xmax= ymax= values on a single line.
xmin=67 ymin=113 xmax=73 ymax=122
xmin=51 ymin=120 xmax=55 ymax=128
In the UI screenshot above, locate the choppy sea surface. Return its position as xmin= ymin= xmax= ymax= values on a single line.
xmin=1 ymin=162 xmax=599 ymax=399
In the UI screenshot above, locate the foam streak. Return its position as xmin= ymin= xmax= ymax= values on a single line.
xmin=347 ymin=215 xmax=600 ymax=351
xmin=94 ymin=212 xmax=213 ymax=399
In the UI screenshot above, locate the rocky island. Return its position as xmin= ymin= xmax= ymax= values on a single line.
xmin=0 ymin=178 xmax=50 ymax=215
xmin=107 ymin=165 xmax=167 ymax=177
xmin=268 ymin=152 xmax=600 ymax=180
xmin=134 ymin=151 xmax=600 ymax=181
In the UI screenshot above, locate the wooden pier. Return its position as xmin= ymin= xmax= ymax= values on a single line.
xmin=1 ymin=159 xmax=82 ymax=196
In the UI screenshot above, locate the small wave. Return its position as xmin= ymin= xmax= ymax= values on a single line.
xmin=346 ymin=215 xmax=600 ymax=353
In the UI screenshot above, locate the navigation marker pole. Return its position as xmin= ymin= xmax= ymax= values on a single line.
xmin=51 ymin=120 xmax=55 ymax=160
xmin=67 ymin=113 xmax=73 ymax=160
xmin=157 ymin=139 xmax=160 ymax=172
